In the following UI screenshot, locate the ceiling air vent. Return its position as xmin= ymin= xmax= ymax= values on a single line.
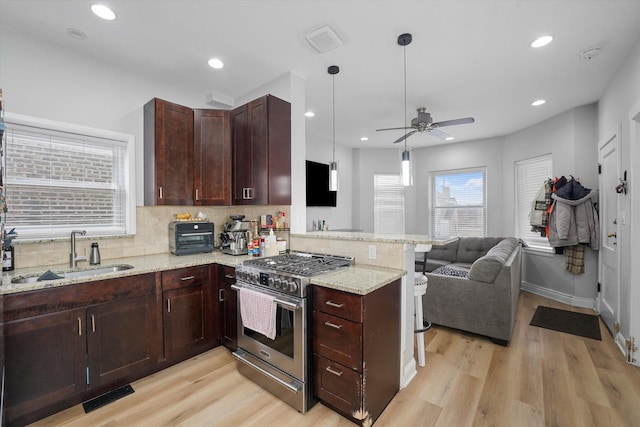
xmin=305 ymin=25 xmax=343 ymax=53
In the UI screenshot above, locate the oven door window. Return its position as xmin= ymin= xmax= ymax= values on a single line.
xmin=243 ymin=305 xmax=295 ymax=359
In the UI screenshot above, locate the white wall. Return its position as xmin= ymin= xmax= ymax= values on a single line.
xmin=598 ymin=34 xmax=640 ymax=340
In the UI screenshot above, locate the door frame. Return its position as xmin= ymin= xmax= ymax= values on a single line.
xmin=628 ymin=99 xmax=640 ymax=366
xmin=597 ymin=124 xmax=622 ymax=338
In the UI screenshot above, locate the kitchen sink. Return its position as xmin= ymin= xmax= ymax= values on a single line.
xmin=10 ymin=264 xmax=135 ymax=284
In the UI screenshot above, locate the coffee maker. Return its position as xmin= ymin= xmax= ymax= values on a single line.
xmin=220 ymin=216 xmax=252 ymax=255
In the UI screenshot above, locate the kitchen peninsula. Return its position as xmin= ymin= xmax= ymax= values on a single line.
xmin=291 ymin=231 xmax=453 ymax=388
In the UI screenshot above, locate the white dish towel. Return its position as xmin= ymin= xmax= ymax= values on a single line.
xmin=239 ymin=287 xmax=278 ymax=340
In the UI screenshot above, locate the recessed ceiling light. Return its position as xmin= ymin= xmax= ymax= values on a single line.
xmin=445 ymin=136 xmax=455 ymax=141
xmin=532 ymin=99 xmax=546 ymax=106
xmin=304 ymin=111 xmax=315 ymax=117
xmin=67 ymin=28 xmax=87 ymax=40
xmin=207 ymin=58 xmax=224 ymax=69
xmin=360 ymin=137 xmax=368 ymax=141
xmin=91 ymin=4 xmax=116 ymax=20
xmin=531 ymin=35 xmax=553 ymax=48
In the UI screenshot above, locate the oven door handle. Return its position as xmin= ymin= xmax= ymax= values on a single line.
xmin=232 ymin=351 xmax=301 ymax=394
xmin=231 ymin=283 xmax=301 ymax=310
xmin=177 ymin=232 xmax=213 ymax=237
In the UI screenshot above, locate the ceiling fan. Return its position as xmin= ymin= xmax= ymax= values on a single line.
xmin=376 ymin=107 xmax=475 ymax=143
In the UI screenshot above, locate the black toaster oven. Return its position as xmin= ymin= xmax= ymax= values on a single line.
xmin=169 ymin=221 xmax=214 ymax=255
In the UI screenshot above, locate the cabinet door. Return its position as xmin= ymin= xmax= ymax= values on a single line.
xmin=246 ymin=96 xmax=269 ymax=204
xmin=146 ymin=98 xmax=194 ymax=205
xmin=219 ymin=265 xmax=238 ymax=350
xmin=194 ymin=109 xmax=231 ymax=205
xmin=163 ymin=284 xmax=206 ymax=361
xmin=87 ymin=295 xmax=157 ymax=387
xmin=3 ymin=308 xmax=86 ymax=422
xmin=231 ymin=104 xmax=251 ymax=204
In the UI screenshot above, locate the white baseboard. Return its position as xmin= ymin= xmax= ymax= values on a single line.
xmin=400 ymin=358 xmax=417 ymax=389
xmin=521 ymin=282 xmax=596 ymax=310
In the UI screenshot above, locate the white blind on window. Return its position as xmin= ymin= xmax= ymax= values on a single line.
xmin=430 ymin=168 xmax=486 ymax=238
xmin=515 ymin=154 xmax=553 ymax=249
xmin=374 ymin=174 xmax=404 ymax=234
xmin=5 ymin=123 xmax=129 ymax=238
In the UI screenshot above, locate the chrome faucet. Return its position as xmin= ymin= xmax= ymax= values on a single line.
xmin=70 ymin=230 xmax=87 ymax=268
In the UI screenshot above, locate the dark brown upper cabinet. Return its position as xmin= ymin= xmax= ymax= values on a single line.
xmin=193 ymin=109 xmax=232 ymax=205
xmin=231 ymin=95 xmax=291 ymax=205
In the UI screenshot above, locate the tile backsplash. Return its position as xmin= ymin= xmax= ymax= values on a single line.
xmin=12 ymin=205 xmax=290 ymax=269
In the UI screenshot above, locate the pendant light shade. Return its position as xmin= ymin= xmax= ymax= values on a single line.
xmin=398 ymin=33 xmax=414 ymax=187
xmin=328 ymin=65 xmax=340 ymax=192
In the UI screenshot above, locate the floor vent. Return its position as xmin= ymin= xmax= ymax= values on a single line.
xmin=82 ymin=384 xmax=134 ymax=413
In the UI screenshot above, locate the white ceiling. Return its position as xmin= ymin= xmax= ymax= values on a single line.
xmin=1 ymin=0 xmax=640 ymax=150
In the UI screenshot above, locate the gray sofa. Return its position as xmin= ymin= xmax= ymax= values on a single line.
xmin=419 ymin=237 xmax=522 ymax=345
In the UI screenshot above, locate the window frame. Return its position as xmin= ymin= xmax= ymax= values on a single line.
xmin=515 ymin=154 xmax=553 ymax=251
xmin=3 ymin=112 xmax=136 ymax=240
xmin=429 ymin=167 xmax=487 ymax=238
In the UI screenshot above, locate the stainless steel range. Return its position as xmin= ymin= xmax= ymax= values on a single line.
xmin=231 ymin=252 xmax=353 ymax=413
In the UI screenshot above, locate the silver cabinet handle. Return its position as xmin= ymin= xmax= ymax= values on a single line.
xmin=225 ymin=274 xmax=236 ymax=279
xmin=325 ymin=366 xmax=343 ymax=377
xmin=158 ymin=187 xmax=163 ymax=199
xmin=78 ymin=317 xmax=82 ymax=336
xmin=325 ymin=301 xmax=344 ymax=308
xmin=91 ymin=314 xmax=96 ymax=332
xmin=219 ymin=288 xmax=225 ymax=302
xmin=324 ymin=321 xmax=343 ymax=329
xmin=195 ymin=189 xmax=200 ymax=201
xmin=180 ymin=275 xmax=195 ymax=281
xmin=167 ymin=298 xmax=171 ymax=313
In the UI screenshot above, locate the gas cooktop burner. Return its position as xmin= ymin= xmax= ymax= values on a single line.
xmin=242 ymin=252 xmax=353 ymax=277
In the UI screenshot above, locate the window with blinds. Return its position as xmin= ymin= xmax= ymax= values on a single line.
xmin=374 ymin=174 xmax=404 ymax=234
xmin=4 ymin=117 xmax=134 ymax=239
xmin=430 ymin=168 xmax=486 ymax=238
xmin=515 ymin=154 xmax=553 ymax=250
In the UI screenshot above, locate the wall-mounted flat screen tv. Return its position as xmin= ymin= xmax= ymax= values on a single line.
xmin=305 ymin=160 xmax=337 ymax=207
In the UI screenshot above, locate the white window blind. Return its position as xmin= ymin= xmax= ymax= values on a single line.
xmin=430 ymin=168 xmax=486 ymax=238
xmin=374 ymin=174 xmax=404 ymax=234
xmin=515 ymin=154 xmax=552 ymax=249
xmin=4 ymin=116 xmax=135 ymax=239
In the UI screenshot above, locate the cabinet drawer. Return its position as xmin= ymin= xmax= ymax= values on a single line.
xmin=313 ymin=286 xmax=362 ymax=323
xmin=161 ymin=266 xmax=207 ymax=290
xmin=312 ymin=311 xmax=362 ymax=371
xmin=313 ymin=355 xmax=362 ymax=416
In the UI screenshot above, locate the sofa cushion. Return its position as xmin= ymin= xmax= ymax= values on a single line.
xmin=427 ymin=239 xmax=459 ymax=263
xmin=467 ymin=238 xmax=518 ymax=283
xmin=456 ymin=237 xmax=505 ymax=264
xmin=425 ymin=259 xmax=453 ymax=273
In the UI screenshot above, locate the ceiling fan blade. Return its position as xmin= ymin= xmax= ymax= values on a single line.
xmin=376 ymin=126 xmax=413 ymax=132
xmin=427 ymin=128 xmax=451 ymax=140
xmin=392 ymin=130 xmax=417 ymax=144
xmin=433 ymin=117 xmax=475 ymax=128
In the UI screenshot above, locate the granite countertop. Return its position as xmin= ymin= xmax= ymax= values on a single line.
xmin=293 ymin=231 xmax=456 ymax=245
xmin=0 ymin=251 xmax=253 ymax=295
xmin=1 ymin=250 xmax=405 ymax=296
xmin=311 ymin=265 xmax=406 ymax=295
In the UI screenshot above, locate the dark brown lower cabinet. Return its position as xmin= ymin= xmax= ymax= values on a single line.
xmin=3 ymin=308 xmax=87 ymax=423
xmin=312 ymin=280 xmax=401 ymax=427
xmin=219 ymin=265 xmax=237 ymax=350
xmin=87 ymin=295 xmax=157 ymax=387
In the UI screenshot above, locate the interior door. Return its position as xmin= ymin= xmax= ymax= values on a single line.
xmin=598 ymin=126 xmax=621 ymax=335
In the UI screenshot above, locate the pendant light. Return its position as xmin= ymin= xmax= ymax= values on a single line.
xmin=328 ymin=65 xmax=340 ymax=192
xmin=398 ymin=33 xmax=413 ymax=187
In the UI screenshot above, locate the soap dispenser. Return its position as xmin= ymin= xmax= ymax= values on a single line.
xmin=90 ymin=242 xmax=101 ymax=265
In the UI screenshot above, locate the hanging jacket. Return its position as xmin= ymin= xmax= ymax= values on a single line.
xmin=530 ymin=178 xmax=553 ymax=235
xmin=547 ymin=179 xmax=600 ymax=249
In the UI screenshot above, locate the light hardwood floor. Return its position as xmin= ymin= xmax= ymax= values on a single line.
xmin=32 ymin=291 xmax=640 ymax=427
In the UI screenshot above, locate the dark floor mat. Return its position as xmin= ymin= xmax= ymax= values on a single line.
xmin=530 ymin=306 xmax=601 ymax=340
xmin=82 ymin=384 xmax=134 ymax=413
